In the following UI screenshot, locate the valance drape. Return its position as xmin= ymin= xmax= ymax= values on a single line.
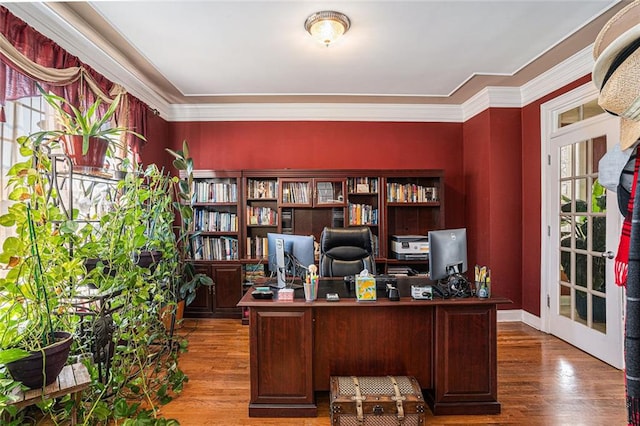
xmin=0 ymin=6 xmax=147 ymax=153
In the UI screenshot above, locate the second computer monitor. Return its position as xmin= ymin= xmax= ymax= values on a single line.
xmin=428 ymin=228 xmax=468 ymax=281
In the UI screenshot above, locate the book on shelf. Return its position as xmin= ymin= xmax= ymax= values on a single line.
xmin=190 ymin=235 xmax=239 ymax=261
xmin=244 ymin=263 xmax=265 ymax=282
xmin=387 ymin=182 xmax=438 ymax=203
xmin=246 ymin=236 xmax=269 ymax=259
xmin=347 ymin=177 xmax=378 ymax=194
xmin=247 ymin=179 xmax=278 ymax=199
xmin=193 ymin=210 xmax=238 ymax=232
xmin=348 ymin=203 xmax=378 ymax=225
xmin=194 ymin=180 xmax=238 ymax=203
xmin=246 ymin=206 xmax=278 ymax=226
xmin=282 ymin=182 xmax=309 ymax=204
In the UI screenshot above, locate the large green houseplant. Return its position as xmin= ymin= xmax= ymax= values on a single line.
xmin=0 ymin=137 xmax=84 ymax=398
xmin=166 ymin=141 xmax=213 ymax=308
xmin=0 ymin=117 xmax=186 ymax=424
xmin=31 ymin=84 xmax=142 ymax=172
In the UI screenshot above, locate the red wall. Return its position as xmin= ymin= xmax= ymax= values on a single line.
xmin=132 ymin=75 xmax=594 ymax=318
xmin=520 ymin=74 xmax=592 ymax=316
xmin=168 ymin=121 xmax=466 ymax=228
xmin=463 ymin=108 xmax=522 ymax=308
xmin=139 ymin=110 xmax=171 ymax=170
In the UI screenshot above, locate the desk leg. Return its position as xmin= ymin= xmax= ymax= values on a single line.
xmin=248 ymin=308 xmax=316 ymax=417
xmin=428 ymin=304 xmax=501 ymax=415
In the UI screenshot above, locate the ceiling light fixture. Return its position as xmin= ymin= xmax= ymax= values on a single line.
xmin=304 ymin=11 xmax=350 ymax=46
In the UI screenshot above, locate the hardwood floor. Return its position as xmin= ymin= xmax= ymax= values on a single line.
xmin=160 ymin=319 xmax=627 ymax=425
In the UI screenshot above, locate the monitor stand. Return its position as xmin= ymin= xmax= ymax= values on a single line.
xmin=275 ymin=238 xmax=286 ymax=289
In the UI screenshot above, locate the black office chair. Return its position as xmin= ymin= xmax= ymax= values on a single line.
xmin=319 ymin=227 xmax=376 ymax=277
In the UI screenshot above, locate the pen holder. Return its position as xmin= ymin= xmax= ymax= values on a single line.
xmin=304 ymin=280 xmax=318 ymax=302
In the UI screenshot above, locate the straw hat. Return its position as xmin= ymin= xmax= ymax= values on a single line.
xmin=593 ymin=0 xmax=640 ymax=150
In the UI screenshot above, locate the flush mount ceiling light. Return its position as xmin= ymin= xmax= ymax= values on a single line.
xmin=304 ymin=11 xmax=351 ymax=46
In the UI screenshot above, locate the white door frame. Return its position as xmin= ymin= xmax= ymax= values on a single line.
xmin=540 ymin=82 xmax=624 ymax=368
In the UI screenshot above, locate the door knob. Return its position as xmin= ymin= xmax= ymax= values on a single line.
xmin=601 ymin=251 xmax=615 ymax=259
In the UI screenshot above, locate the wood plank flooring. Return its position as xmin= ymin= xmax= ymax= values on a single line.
xmin=160 ymin=319 xmax=627 ymax=425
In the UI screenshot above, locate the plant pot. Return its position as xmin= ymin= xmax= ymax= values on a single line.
xmin=135 ymin=250 xmax=163 ymax=270
xmin=161 ymin=299 xmax=185 ymax=332
xmin=84 ymin=257 xmax=116 ymax=277
xmin=6 ymin=331 xmax=73 ymax=389
xmin=62 ymin=134 xmax=109 ymax=173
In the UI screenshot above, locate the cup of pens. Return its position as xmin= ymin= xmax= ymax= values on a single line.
xmin=474 ymin=265 xmax=491 ymax=298
xmin=305 ymin=265 xmax=319 ymax=302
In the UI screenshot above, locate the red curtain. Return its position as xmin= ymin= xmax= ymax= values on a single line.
xmin=0 ymin=6 xmax=147 ymax=150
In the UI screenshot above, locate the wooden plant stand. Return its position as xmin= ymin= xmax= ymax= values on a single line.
xmin=5 ymin=363 xmax=91 ymax=425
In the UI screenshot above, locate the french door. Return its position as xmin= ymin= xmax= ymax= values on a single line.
xmin=544 ymin=112 xmax=623 ymax=369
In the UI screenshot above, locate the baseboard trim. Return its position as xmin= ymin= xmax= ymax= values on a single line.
xmin=497 ymin=309 xmax=541 ymax=331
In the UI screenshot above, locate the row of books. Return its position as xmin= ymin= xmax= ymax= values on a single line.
xmin=348 ymin=203 xmax=378 ymax=225
xmin=246 ymin=236 xmax=269 ymax=259
xmin=347 ymin=177 xmax=379 ymax=194
xmin=282 ymin=182 xmax=310 ymax=204
xmin=244 ymin=263 xmax=266 ymax=282
xmin=386 ymin=183 xmax=439 ymax=203
xmin=371 ymin=233 xmax=380 ymax=257
xmin=247 ymin=179 xmax=278 ymax=199
xmin=247 ymin=206 xmax=278 ymax=226
xmin=193 ymin=210 xmax=238 ymax=232
xmin=193 ymin=181 xmax=238 ymax=203
xmin=190 ymin=236 xmax=239 ymax=261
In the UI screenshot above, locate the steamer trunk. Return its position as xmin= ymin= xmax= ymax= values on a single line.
xmin=330 ymin=376 xmax=427 ymax=426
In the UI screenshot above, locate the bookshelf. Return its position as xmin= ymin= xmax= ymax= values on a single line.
xmin=347 ymin=176 xmax=380 ymax=257
xmin=185 ymin=169 xmax=445 ymax=319
xmin=185 ymin=171 xmax=242 ymax=318
xmin=385 ymin=172 xmax=443 ymax=274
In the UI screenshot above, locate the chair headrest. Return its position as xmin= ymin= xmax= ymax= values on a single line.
xmin=320 ymin=227 xmax=373 ymax=254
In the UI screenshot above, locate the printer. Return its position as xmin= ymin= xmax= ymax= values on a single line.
xmin=390 ymin=235 xmax=429 ymax=260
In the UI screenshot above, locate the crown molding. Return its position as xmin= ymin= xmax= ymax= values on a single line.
xmin=4 ymin=3 xmax=595 ymax=123
xmin=461 ymin=86 xmax=522 ymax=121
xmin=168 ymin=102 xmax=463 ymax=122
xmin=520 ymin=45 xmax=593 ymax=106
xmin=4 ymin=3 xmax=172 ymax=119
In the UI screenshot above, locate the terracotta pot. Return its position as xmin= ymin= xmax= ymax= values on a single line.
xmin=6 ymin=331 xmax=73 ymax=389
xmin=62 ymin=134 xmax=109 ymax=171
xmin=161 ymin=299 xmax=185 ymax=332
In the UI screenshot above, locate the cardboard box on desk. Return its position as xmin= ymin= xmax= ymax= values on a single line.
xmin=355 ymin=275 xmax=376 ymax=301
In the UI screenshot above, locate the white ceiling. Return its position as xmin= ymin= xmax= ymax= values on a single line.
xmin=4 ymin=1 xmax=629 ymax=121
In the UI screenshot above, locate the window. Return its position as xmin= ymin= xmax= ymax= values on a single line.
xmin=0 ymin=96 xmax=46 ymax=244
xmin=558 ymin=99 xmax=604 ymax=128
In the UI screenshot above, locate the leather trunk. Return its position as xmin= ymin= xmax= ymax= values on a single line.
xmin=330 ymin=376 xmax=427 ymax=426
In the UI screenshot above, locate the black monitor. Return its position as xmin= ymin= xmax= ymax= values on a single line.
xmin=428 ymin=228 xmax=468 ymax=281
xmin=266 ymin=233 xmax=315 ymax=279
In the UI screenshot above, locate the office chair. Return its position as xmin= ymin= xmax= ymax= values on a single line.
xmin=319 ymin=226 xmax=376 ymax=277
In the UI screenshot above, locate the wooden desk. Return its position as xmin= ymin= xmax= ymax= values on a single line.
xmin=6 ymin=363 xmax=90 ymax=424
xmin=238 ymin=277 xmax=511 ymax=417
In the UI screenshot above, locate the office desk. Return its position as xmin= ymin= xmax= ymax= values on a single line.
xmin=237 ymin=277 xmax=511 ymax=417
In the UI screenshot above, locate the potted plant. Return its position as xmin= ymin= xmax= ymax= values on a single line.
xmin=31 ymin=84 xmax=143 ymax=173
xmin=0 ymin=137 xmax=82 ymax=390
xmin=166 ymin=141 xmax=213 ymax=311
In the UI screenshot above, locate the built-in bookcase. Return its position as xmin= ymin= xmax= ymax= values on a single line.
xmin=185 ymin=171 xmax=242 ymax=319
xmin=185 ymin=169 xmax=444 ymax=319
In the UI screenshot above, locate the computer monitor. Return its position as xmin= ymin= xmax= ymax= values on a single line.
xmin=428 ymin=228 xmax=468 ymax=281
xmin=267 ymin=233 xmax=316 ymax=280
